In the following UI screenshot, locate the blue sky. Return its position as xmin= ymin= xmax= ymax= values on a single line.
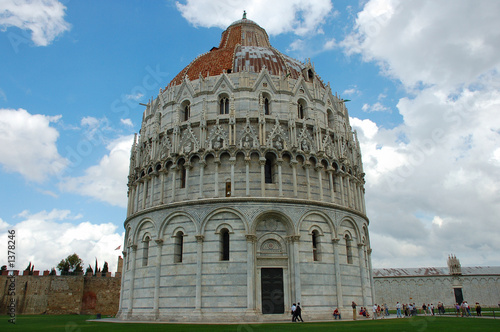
xmin=1 ymin=0 xmax=499 ymax=273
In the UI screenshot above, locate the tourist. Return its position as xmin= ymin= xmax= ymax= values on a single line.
xmin=422 ymin=303 xmax=427 ymax=316
xmin=333 ymin=308 xmax=341 ymax=319
xmin=396 ymin=301 xmax=402 ymax=318
xmin=373 ymin=304 xmax=378 ymax=319
xmin=455 ymin=303 xmax=460 ymax=316
xmin=475 ymin=303 xmax=481 ymax=316
xmin=295 ymin=302 xmax=304 ymax=322
xmin=352 ymin=301 xmax=357 ymax=320
xmin=291 ymin=303 xmax=296 ymax=322
xmin=384 ymin=303 xmax=389 ymax=316
xmin=430 ymin=303 xmax=435 ymax=315
xmin=464 ymin=301 xmax=471 ymax=317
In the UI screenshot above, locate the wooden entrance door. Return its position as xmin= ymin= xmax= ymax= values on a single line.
xmin=261 ymin=268 xmax=284 ymax=314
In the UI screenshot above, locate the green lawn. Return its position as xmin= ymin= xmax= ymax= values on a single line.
xmin=1 ymin=315 xmax=499 ymax=331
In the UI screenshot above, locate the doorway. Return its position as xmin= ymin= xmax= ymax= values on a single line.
xmin=454 ymin=288 xmax=463 ymax=305
xmin=261 ymin=268 xmax=284 ymax=314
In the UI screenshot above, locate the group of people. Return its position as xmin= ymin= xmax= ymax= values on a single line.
xmin=455 ymin=301 xmax=481 ymax=317
xmin=290 ymin=302 xmax=304 ymax=322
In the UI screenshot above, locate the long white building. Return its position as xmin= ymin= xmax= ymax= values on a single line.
xmin=117 ymin=15 xmax=373 ymax=322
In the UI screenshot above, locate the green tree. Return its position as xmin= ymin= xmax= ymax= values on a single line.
xmin=49 ymin=267 xmax=56 ymax=275
xmin=101 ymin=261 xmax=109 ymax=276
xmin=85 ymin=264 xmax=93 ymax=276
xmin=57 ymin=253 xmax=83 ymax=275
xmin=25 ymin=262 xmax=35 ymax=275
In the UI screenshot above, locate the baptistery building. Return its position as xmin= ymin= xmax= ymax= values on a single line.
xmin=117 ymin=15 xmax=374 ymax=322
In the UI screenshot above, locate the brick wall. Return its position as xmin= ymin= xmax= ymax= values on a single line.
xmin=0 ymin=273 xmax=121 ymax=315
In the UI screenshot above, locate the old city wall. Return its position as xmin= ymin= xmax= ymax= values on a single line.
xmin=0 ymin=272 xmax=121 ymax=315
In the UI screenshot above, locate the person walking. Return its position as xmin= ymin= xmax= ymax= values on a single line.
xmin=396 ymin=301 xmax=402 ymax=318
xmin=352 ymin=301 xmax=357 ymax=320
xmin=372 ymin=304 xmax=378 ymax=320
xmin=291 ymin=303 xmax=296 ymax=322
xmin=295 ymin=302 xmax=304 ymax=322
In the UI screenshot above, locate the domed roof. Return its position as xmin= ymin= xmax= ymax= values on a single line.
xmin=168 ymin=15 xmax=308 ymax=86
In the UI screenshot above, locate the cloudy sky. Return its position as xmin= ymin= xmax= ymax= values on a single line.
xmin=1 ymin=0 xmax=499 ymax=273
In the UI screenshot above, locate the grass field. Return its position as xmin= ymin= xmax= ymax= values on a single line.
xmin=1 ymin=315 xmax=500 ymax=332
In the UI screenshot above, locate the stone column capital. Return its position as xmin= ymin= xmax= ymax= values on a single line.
xmin=154 ymin=239 xmax=164 ymax=246
xmin=357 ymin=243 xmax=365 ymax=248
xmin=195 ymin=235 xmax=205 ymax=243
xmin=130 ymin=244 xmax=138 ymax=251
xmin=245 ymin=234 xmax=257 ymax=242
xmin=332 ymin=238 xmax=340 ymax=244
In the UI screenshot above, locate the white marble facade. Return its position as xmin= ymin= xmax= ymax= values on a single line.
xmin=117 ymin=16 xmax=373 ymax=322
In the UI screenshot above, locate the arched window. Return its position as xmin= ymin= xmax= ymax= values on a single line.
xmin=179 ymin=159 xmax=186 ymax=188
xmin=264 ymin=97 xmax=270 ymax=115
xmin=297 ymin=100 xmax=306 ymax=119
xmin=327 ymin=109 xmax=334 ymax=128
xmin=220 ymin=228 xmax=230 ymax=261
xmin=312 ymin=230 xmax=320 ymax=261
xmin=265 ymin=157 xmax=273 ymax=183
xmin=345 ymin=234 xmax=353 ymax=264
xmin=142 ymin=236 xmax=150 ymax=267
xmin=184 ymin=104 xmax=190 ymax=121
xmin=181 ymin=101 xmax=190 ymax=121
xmin=174 ymin=231 xmax=184 ymax=263
xmin=220 ymin=96 xmax=229 ymax=114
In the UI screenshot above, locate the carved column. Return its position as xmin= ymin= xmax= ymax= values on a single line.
xmin=339 ymin=173 xmax=345 ymax=206
xmin=184 ymin=163 xmax=190 ymax=200
xmin=246 ymin=234 xmax=257 ymax=311
xmin=328 ymin=168 xmax=335 ymax=203
xmin=291 ymin=235 xmax=301 ymax=303
xmin=153 ymin=239 xmax=164 ymax=319
xmin=230 ymin=157 xmax=236 ymax=197
xmin=160 ymin=171 xmax=166 ymax=204
xmin=127 ymin=244 xmax=138 ymax=317
xmin=259 ymin=158 xmax=266 ymax=197
xmin=346 ymin=176 xmax=351 ymax=208
xmin=277 ymin=158 xmax=283 ymax=196
xmin=195 ymin=235 xmax=204 ymax=310
xmin=199 ymin=160 xmax=206 ymax=199
xmin=332 ymin=238 xmax=343 ymax=307
xmin=171 ymin=165 xmax=177 ymax=202
xmin=304 ymin=162 xmax=311 ymax=200
xmin=214 ymin=159 xmax=220 ymax=197
xmin=135 ymin=182 xmax=140 ymax=213
xmin=357 ymin=243 xmax=367 ymax=306
xmin=368 ymin=248 xmax=375 ymax=305
xmin=316 ymin=165 xmax=324 ymax=201
xmin=142 ymin=178 xmax=148 ymax=210
xmin=245 ymin=158 xmax=250 ymax=196
xmin=150 ymin=175 xmax=155 ymax=207
xmin=291 ymin=159 xmax=298 ymax=197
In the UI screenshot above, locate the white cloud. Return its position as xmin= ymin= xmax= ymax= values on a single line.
xmin=342 ymin=0 xmax=500 ymax=268
xmin=175 ymin=0 xmax=333 ymax=36
xmin=59 ymin=135 xmax=134 ymax=207
xmin=125 ymin=92 xmax=144 ymax=101
xmin=0 ymin=88 xmax=6 ymax=101
xmin=0 ymin=108 xmax=68 ymax=182
xmin=323 ymin=37 xmax=336 ymax=50
xmin=0 ymin=0 xmax=70 ymax=46
xmin=120 ymin=118 xmax=133 ymax=127
xmin=341 ymin=0 xmax=500 ymax=91
xmin=343 ymin=87 xmax=359 ymax=96
xmin=361 ymin=102 xmax=391 ymax=113
xmin=0 ymin=209 xmax=123 ymax=273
